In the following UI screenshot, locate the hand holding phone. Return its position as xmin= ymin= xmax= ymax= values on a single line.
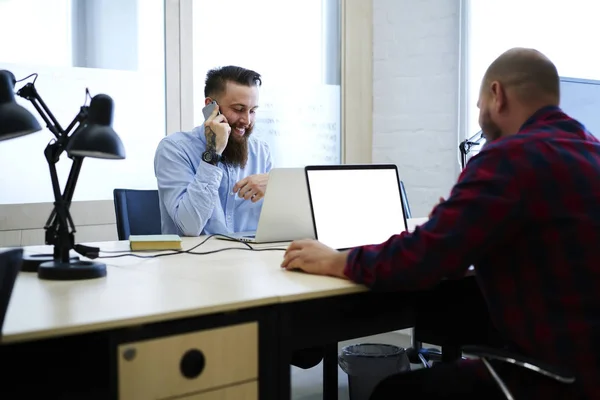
xmin=202 ymin=101 xmax=230 ymax=155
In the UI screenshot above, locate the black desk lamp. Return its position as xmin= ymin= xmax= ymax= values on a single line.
xmin=0 ymin=71 xmax=41 ymax=137
xmin=458 ymin=130 xmax=484 ymax=170
xmin=0 ymin=69 xmax=126 ymax=281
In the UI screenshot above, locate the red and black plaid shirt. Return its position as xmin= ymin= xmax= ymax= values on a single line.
xmin=345 ymin=106 xmax=600 ymax=399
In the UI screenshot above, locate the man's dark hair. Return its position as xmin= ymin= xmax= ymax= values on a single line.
xmin=204 ymin=65 xmax=262 ymax=98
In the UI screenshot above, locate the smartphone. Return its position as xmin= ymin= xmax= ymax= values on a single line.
xmin=202 ymin=100 xmax=219 ymax=121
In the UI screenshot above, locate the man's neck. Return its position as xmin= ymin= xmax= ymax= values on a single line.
xmin=505 ymin=102 xmax=557 ymax=136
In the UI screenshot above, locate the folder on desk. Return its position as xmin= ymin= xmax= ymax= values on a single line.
xmin=129 ymin=234 xmax=182 ymax=251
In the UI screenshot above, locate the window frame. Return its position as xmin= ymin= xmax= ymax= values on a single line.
xmin=457 ymin=0 xmax=471 ymax=168
xmin=164 ymin=0 xmax=373 ymax=164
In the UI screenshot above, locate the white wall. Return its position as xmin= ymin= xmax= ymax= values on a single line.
xmin=372 ymin=0 xmax=461 ymax=217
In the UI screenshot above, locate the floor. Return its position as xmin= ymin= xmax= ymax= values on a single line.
xmin=291 ymin=331 xmax=427 ymax=400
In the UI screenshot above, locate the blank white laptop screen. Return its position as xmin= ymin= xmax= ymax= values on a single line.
xmin=305 ymin=166 xmax=407 ymax=250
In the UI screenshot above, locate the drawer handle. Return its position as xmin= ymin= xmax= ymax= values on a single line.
xmin=180 ymin=349 xmax=206 ymax=379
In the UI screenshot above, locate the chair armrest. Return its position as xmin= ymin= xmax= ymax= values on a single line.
xmin=462 ymin=345 xmax=575 ymax=384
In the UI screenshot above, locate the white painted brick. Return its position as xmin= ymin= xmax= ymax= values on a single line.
xmin=373 ymin=0 xmax=461 ymax=217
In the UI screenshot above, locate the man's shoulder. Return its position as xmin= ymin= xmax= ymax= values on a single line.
xmin=476 ymin=125 xmax=600 ymax=177
xmin=157 ymin=128 xmax=206 ymax=155
xmin=467 ymin=136 xmax=536 ymax=176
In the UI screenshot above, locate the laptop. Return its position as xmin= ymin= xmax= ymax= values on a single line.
xmin=304 ymin=164 xmax=408 ymax=250
xmin=221 ymin=168 xmax=315 ymax=243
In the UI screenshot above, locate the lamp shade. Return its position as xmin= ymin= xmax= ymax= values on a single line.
xmin=0 ymin=70 xmax=42 ymax=141
xmin=66 ymin=94 xmax=126 ymax=159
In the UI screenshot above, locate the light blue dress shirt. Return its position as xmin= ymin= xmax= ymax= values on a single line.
xmin=154 ymin=126 xmax=272 ymax=236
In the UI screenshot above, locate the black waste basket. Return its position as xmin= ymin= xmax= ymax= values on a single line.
xmin=338 ymin=343 xmax=410 ymax=400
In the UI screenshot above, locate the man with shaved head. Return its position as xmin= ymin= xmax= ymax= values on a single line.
xmin=281 ymin=48 xmax=600 ymax=399
xmin=478 ymin=47 xmax=561 ymax=142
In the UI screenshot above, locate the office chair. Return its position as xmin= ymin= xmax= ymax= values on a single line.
xmin=113 ymin=189 xmax=162 ymax=240
xmin=400 ymin=181 xmax=443 ymax=368
xmin=0 ymin=248 xmax=23 ymax=333
xmin=462 ymin=345 xmax=575 ymax=400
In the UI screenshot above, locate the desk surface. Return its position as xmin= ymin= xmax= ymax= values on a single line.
xmin=2 ymin=218 xmax=431 ymax=344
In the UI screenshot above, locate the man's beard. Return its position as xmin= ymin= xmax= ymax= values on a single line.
xmin=221 ymin=124 xmax=253 ymax=168
xmin=480 ymin=109 xmax=502 ymax=142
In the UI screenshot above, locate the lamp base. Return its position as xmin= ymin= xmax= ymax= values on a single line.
xmin=21 ymin=253 xmax=80 ymax=272
xmin=37 ymin=259 xmax=107 ymax=281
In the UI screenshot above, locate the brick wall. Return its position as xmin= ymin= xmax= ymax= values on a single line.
xmin=372 ymin=0 xmax=462 ymax=217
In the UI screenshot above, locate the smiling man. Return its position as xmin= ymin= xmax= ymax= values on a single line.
xmin=154 ymin=65 xmax=272 ymax=236
xmin=154 ymin=66 xmax=324 ymax=371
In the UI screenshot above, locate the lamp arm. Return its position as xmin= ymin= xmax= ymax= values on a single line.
xmin=42 ymin=109 xmax=100 ymax=260
xmin=459 ymin=130 xmax=485 ymax=170
xmin=42 ymin=108 xmax=88 ymax=229
xmin=49 ymin=156 xmax=101 ymax=260
xmin=44 ymin=157 xmax=83 ymax=233
xmin=459 ymin=130 xmax=483 ymax=154
xmin=63 ymin=107 xmax=88 ymax=136
xmin=465 ymin=129 xmax=484 ymax=143
xmin=44 ymin=143 xmax=75 ymax=263
xmin=16 ymin=83 xmax=65 ymax=141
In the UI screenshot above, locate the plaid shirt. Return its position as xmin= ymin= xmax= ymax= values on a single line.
xmin=345 ymin=106 xmax=600 ymax=399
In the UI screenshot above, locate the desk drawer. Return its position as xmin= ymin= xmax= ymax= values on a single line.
xmin=118 ymin=322 xmax=258 ymax=400
xmin=181 ymin=381 xmax=257 ymax=400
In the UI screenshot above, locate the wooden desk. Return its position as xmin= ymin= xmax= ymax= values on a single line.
xmin=3 ymin=261 xmax=279 ymax=344
xmin=81 ymin=238 xmax=416 ymax=400
xmin=0 ymin=218 xmax=432 ymax=399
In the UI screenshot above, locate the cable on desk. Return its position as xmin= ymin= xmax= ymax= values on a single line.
xmin=96 ymin=234 xmax=288 ymax=259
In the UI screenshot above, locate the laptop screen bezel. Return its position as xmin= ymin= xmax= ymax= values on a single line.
xmin=304 ymin=164 xmax=409 ymax=250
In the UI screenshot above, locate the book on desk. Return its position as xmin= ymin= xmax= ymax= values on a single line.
xmin=129 ymin=234 xmax=182 ymax=251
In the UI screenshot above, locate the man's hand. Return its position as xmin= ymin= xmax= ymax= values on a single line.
xmin=233 ymin=173 xmax=269 ymax=202
xmin=281 ymin=239 xmax=349 ymax=279
xmin=428 ymin=197 xmax=445 ymax=219
xmin=204 ymin=104 xmax=230 ymax=155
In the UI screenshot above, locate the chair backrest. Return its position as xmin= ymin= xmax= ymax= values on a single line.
xmin=0 ymin=248 xmax=23 ymax=333
xmin=400 ymin=180 xmax=412 ymax=219
xmin=113 ymin=189 xmax=162 ymax=240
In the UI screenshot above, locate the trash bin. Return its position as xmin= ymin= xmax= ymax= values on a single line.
xmin=338 ymin=343 xmax=410 ymax=400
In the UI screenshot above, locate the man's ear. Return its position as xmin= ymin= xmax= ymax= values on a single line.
xmin=490 ymin=81 xmax=506 ymax=113
xmin=204 ymin=97 xmax=213 ymax=106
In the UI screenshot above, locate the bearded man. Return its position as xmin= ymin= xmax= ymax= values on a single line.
xmin=154 ymin=65 xmax=271 ymax=236
xmin=154 ymin=65 xmax=326 ymax=371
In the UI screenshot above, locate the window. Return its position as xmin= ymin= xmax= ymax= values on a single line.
xmin=0 ymin=0 xmax=73 ymax=67
xmin=0 ymin=0 xmax=166 ymax=204
xmin=465 ymin=0 xmax=600 ymax=156
xmin=191 ymin=0 xmax=341 ymax=167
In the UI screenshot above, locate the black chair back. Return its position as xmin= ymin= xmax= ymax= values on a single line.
xmin=0 ymin=248 xmax=23 ymax=333
xmin=113 ymin=189 xmax=162 ymax=240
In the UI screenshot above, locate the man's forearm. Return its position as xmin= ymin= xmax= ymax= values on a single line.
xmin=206 ymin=126 xmax=217 ymax=153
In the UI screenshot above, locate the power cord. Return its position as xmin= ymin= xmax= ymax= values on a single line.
xmin=95 ymin=234 xmax=288 ymax=259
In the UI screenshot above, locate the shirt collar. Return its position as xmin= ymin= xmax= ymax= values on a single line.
xmin=518 ymin=105 xmax=563 ymax=132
